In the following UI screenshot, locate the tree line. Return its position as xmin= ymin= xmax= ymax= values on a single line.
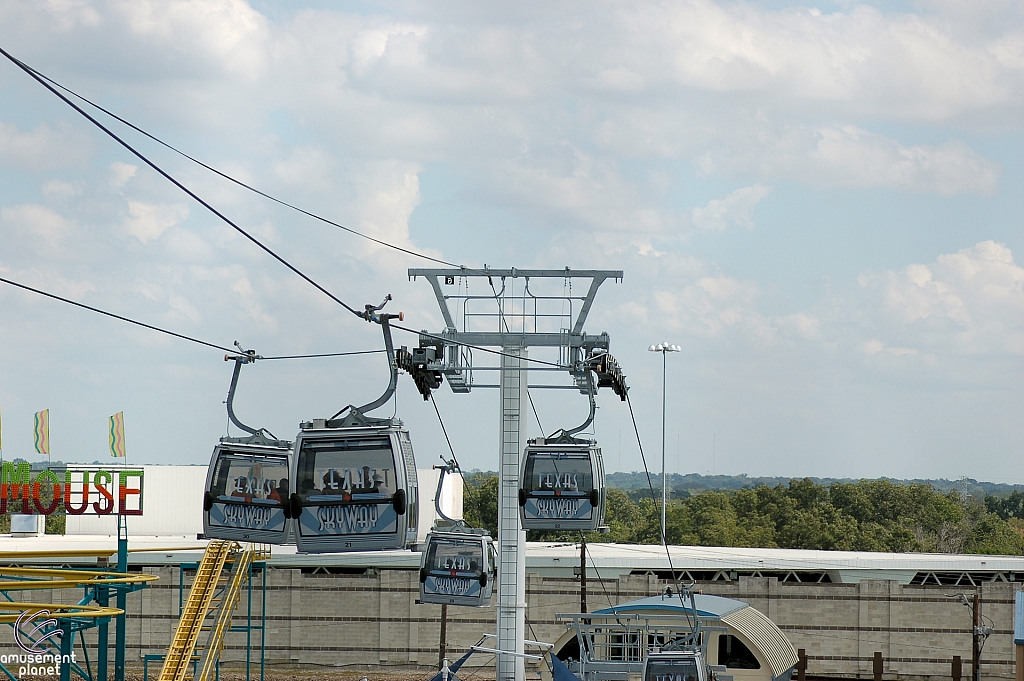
xmin=462 ymin=474 xmax=1024 ymax=554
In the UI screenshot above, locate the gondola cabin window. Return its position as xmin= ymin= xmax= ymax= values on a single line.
xmin=211 ymin=452 xmax=290 ymax=505
xmin=524 ymin=453 xmax=593 ymax=493
xmin=426 ymin=538 xmax=484 ymax=576
xmin=644 ymin=657 xmax=700 ymax=681
xmin=296 ymin=438 xmax=396 ymax=504
xmin=717 ymin=635 xmax=760 ymax=670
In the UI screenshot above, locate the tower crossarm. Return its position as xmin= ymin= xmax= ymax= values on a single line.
xmin=408 ymin=268 xmax=622 ymax=340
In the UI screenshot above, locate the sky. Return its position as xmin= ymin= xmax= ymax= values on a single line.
xmin=0 ymin=0 xmax=1021 ymax=482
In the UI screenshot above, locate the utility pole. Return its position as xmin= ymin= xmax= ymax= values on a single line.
xmin=438 ymin=604 xmax=448 ymax=669
xmin=580 ymin=534 xmax=587 ymax=614
xmin=950 ymin=591 xmax=991 ymax=681
xmin=648 ymin=342 xmax=679 ymax=545
xmin=973 ymin=593 xmax=981 ymax=681
xmin=410 ymin=268 xmax=624 ymax=681
xmin=661 ymin=348 xmax=666 ymax=541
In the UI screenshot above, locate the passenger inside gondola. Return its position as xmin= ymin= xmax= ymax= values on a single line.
xmin=295 ymin=437 xmax=397 ymax=504
xmin=323 ymin=469 xmax=343 ymax=493
xmin=211 ymin=452 xmax=290 ymax=505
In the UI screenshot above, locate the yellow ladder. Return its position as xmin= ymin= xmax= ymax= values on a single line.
xmin=158 ymin=540 xmax=235 ymax=681
xmin=195 ymin=544 xmax=256 ymax=681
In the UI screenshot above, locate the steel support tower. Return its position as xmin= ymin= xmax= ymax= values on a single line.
xmin=409 ymin=267 xmax=622 ymax=681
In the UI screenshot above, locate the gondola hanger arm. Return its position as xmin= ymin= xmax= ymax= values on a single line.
xmin=330 ymin=295 xmax=405 ymax=421
xmin=221 ymin=343 xmax=283 ymax=443
xmin=432 ymin=459 xmax=464 ymax=528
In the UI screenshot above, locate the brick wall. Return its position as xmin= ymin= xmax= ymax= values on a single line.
xmin=112 ymin=568 xmax=1017 ymax=680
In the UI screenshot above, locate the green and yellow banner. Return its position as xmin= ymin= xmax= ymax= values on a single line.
xmin=33 ymin=409 xmax=49 ymax=456
xmin=109 ymin=411 xmax=126 ymax=458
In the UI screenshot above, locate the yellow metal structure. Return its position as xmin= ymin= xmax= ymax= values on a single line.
xmin=159 ymin=541 xmax=270 ymax=681
xmin=159 ymin=540 xmax=236 ymax=681
xmin=0 ymin=567 xmax=157 ymax=622
xmin=196 ymin=544 xmax=257 ymax=681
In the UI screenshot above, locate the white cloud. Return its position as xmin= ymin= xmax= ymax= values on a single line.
xmin=109 ymin=162 xmax=138 ymax=189
xmin=349 ymin=160 xmax=423 ymax=259
xmin=273 ymin=147 xmax=335 ymax=191
xmin=114 ymin=0 xmax=270 ymax=80
xmin=700 ymin=125 xmax=1001 ymax=194
xmin=594 ymin=1 xmax=1024 ymax=121
xmin=166 ymin=292 xmax=202 ymax=323
xmin=858 ymin=240 xmax=1024 ymax=355
xmin=41 ymin=179 xmax=84 ymax=200
xmin=125 ymin=201 xmax=190 ymax=243
xmin=607 ymin=249 xmax=799 ymax=344
xmin=42 ymin=0 xmax=101 ymax=30
xmin=0 ymin=1 xmax=1022 ymax=477
xmin=0 ymin=203 xmax=75 ymax=246
xmin=692 ymin=184 xmax=772 ymax=231
xmin=0 ymin=120 xmax=92 ymax=172
xmin=863 ymin=338 xmax=919 ymax=356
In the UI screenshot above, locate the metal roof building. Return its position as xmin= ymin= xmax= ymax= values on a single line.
xmin=5 ymin=535 xmax=1024 ymax=587
xmin=551 ymin=592 xmax=800 ymax=681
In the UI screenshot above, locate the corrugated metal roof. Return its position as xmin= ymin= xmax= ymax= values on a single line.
xmin=7 ymin=536 xmax=1024 ymax=575
xmin=590 ymin=592 xmax=798 ymax=680
xmin=530 ymin=541 xmax=1024 ymax=570
xmin=593 ymin=592 xmax=748 ymax=618
xmin=526 ymin=542 xmax=1024 ymax=580
xmin=721 ymin=606 xmax=799 ymax=680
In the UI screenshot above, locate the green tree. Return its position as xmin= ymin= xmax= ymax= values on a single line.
xmin=462 ymin=472 xmax=498 ymax=538
xmin=671 ymin=492 xmax=775 ymax=548
xmin=459 ymin=473 xmax=1024 ymax=556
xmin=603 ymin=488 xmax=646 ymax=543
xmin=986 ymin=491 xmax=1024 ymax=520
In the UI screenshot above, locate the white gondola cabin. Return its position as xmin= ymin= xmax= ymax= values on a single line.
xmin=519 ymin=437 xmax=606 ymax=531
xmin=643 ymin=651 xmax=709 ymax=681
xmin=203 ymin=442 xmax=294 ymax=544
xmin=419 ymin=530 xmax=495 ymax=607
xmin=203 ymin=346 xmax=295 ymax=544
xmin=290 ymin=418 xmax=419 ymax=553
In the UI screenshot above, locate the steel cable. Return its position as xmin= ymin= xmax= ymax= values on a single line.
xmin=0 ymin=46 xmax=364 ymax=320
xmin=10 ymin=57 xmax=463 ymax=269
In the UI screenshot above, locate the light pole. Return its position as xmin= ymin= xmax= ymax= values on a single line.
xmin=648 ymin=341 xmax=680 ymax=546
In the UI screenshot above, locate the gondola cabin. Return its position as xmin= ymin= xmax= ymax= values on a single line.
xmin=643 ymin=651 xmax=709 ymax=681
xmin=419 ymin=530 xmax=496 ymax=607
xmin=291 ymin=420 xmax=418 ymax=553
xmin=203 ymin=442 xmax=294 ymax=544
xmin=519 ymin=438 xmax=606 ymax=531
